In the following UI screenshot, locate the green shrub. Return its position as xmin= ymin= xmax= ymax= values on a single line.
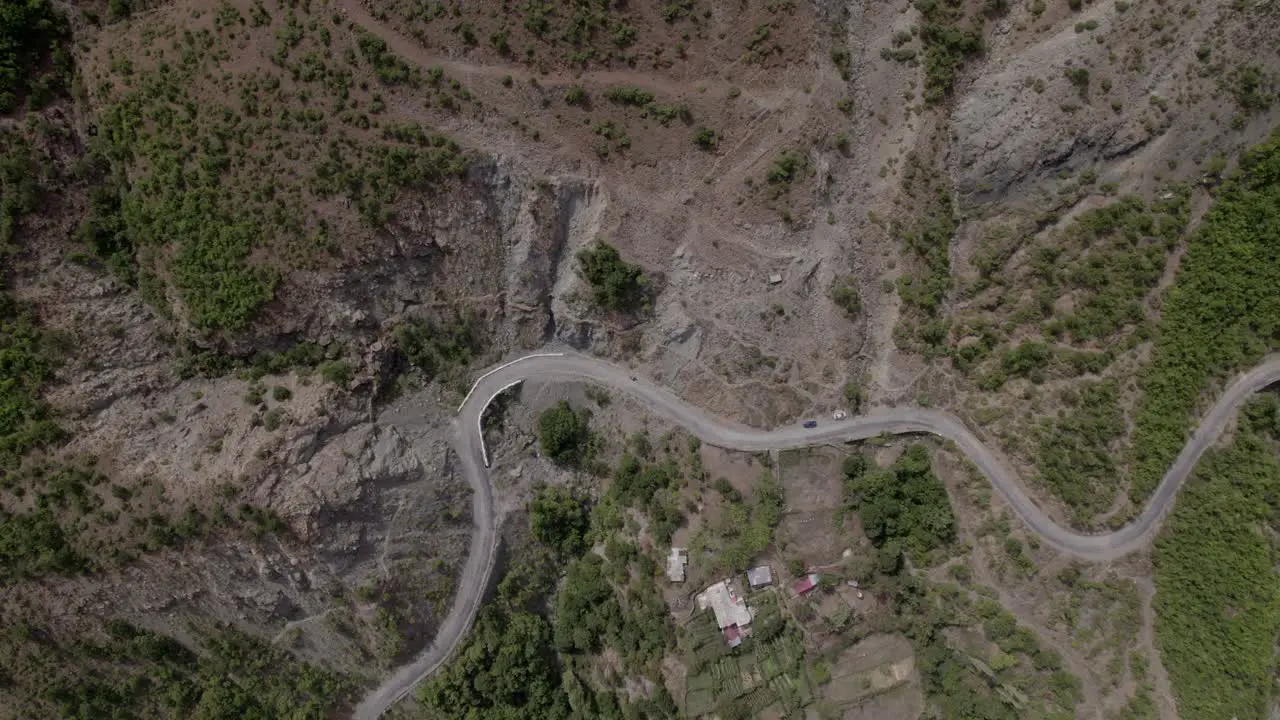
xmin=356 ymin=30 xmax=420 ymax=86
xmin=391 ymin=312 xmax=482 ymax=382
xmin=317 ymin=361 xmax=353 ymax=388
xmin=693 ymin=126 xmax=718 ymax=150
xmin=576 ymin=242 xmax=649 ymax=313
xmin=914 ymin=0 xmax=985 ymax=103
xmin=0 ymin=293 xmax=63 ymax=472
xmin=564 ymin=86 xmax=587 ymax=106
xmin=1034 ymin=381 xmax=1125 ymax=523
xmin=716 ymin=471 xmax=785 ymax=573
xmin=0 ymin=133 xmax=40 ymax=247
xmin=1232 ymin=64 xmax=1273 ymax=112
xmin=263 ymin=408 xmax=285 ymax=431
xmin=529 ymin=485 xmax=590 ymax=555
xmin=538 ymin=401 xmax=592 ymax=467
xmin=1064 ymin=66 xmax=1090 ymax=95
xmin=766 ymin=150 xmax=807 ymax=185
xmin=844 ymin=382 xmax=865 ymax=411
xmin=0 ymin=508 xmax=86 ymax=581
xmin=77 ymin=184 xmax=136 ymax=284
xmin=603 ymin=86 xmax=654 ymax=106
xmin=831 ymin=275 xmax=861 ymax=317
xmin=647 ymin=102 xmax=691 ymax=125
xmin=831 ymin=49 xmax=852 ymax=81
xmin=1000 ymin=341 xmax=1051 ymax=382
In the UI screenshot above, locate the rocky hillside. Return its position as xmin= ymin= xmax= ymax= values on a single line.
xmin=1 ymin=0 xmax=1278 ymax=717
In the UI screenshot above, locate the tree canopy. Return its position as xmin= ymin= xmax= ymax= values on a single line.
xmin=529 ymin=485 xmax=590 ymax=557
xmin=576 ymin=242 xmax=649 ymax=313
xmin=843 ymin=444 xmax=955 ymax=566
xmin=0 ymin=0 xmax=69 ymax=112
xmin=537 ymin=401 xmax=592 ymax=467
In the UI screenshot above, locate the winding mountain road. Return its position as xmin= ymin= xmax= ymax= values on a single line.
xmin=352 ymin=349 xmax=1280 ymax=719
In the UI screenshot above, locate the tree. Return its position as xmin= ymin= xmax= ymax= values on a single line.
xmin=529 ymin=485 xmax=589 ymax=556
xmin=576 ymin=242 xmax=648 ymax=313
xmin=553 ymin=554 xmax=619 ymax=654
xmin=537 ymin=402 xmax=591 ymax=467
xmin=831 ymin=275 xmax=861 ymax=317
xmin=420 ymin=607 xmax=570 ymax=719
xmin=843 ymin=445 xmax=955 ymax=568
xmin=0 ymin=0 xmax=69 ymax=112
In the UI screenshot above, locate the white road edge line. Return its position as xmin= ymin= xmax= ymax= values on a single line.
xmin=359 ymin=350 xmax=1280 ymax=720
xmin=479 ymin=379 xmax=525 ymax=468
xmin=457 ymin=352 xmax=565 ymax=412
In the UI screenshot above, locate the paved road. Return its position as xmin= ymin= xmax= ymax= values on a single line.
xmin=353 ymin=349 xmax=1280 ymax=719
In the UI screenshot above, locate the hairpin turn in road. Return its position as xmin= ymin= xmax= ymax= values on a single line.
xmin=353 ymin=349 xmax=1280 ymax=719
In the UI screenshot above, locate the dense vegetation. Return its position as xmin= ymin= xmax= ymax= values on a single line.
xmin=879 ymin=0 xmax=1000 ymax=104
xmin=1 ymin=620 xmax=349 ymax=718
xmin=841 ymin=445 xmax=955 ymax=568
xmin=537 ymin=401 xmax=594 ymax=467
xmin=0 ymin=0 xmax=69 ymax=112
xmin=609 ymin=453 xmax=684 ymax=544
xmin=914 ymin=0 xmax=986 ymax=103
xmin=528 ymin=484 xmax=590 ymax=556
xmin=1 ymin=134 xmax=62 ymax=476
xmin=0 ymin=285 xmax=62 ymax=475
xmin=1152 ymin=395 xmax=1280 ymax=720
xmin=382 ymin=0 xmax=707 ymax=73
xmin=576 ymin=241 xmax=650 ymax=313
xmin=952 ymin=178 xmax=1188 ymax=393
xmin=421 ymin=452 xmax=680 ymax=719
xmin=391 ymin=311 xmax=482 ymax=382
xmin=892 ymin=152 xmax=957 ymax=355
xmin=0 ymin=132 xmax=40 ymax=248
xmin=878 ymin=577 xmax=1081 ymax=717
xmin=419 ymin=600 xmax=569 ymax=719
xmin=710 ymin=470 xmax=785 ymax=574
xmin=1040 ymin=192 xmax=1187 ymax=345
xmin=1033 ymin=380 xmax=1125 ymax=524
xmin=554 ymin=551 xmax=671 ymax=670
xmin=1129 ymin=129 xmax=1280 ymax=503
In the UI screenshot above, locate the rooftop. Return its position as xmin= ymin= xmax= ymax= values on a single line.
xmin=747 ymin=565 xmax=773 ymax=588
xmin=665 ymin=548 xmax=688 ymax=583
xmin=695 ymin=579 xmax=753 ymax=629
xmin=793 ymin=573 xmax=820 ymax=595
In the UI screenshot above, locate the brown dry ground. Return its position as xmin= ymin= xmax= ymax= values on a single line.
xmin=4 ymin=0 xmax=1280 ymax=717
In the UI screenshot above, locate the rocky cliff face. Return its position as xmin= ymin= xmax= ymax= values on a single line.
xmin=1 ymin=122 xmax=613 ymax=691
xmin=3 ymin=0 xmax=1278 ymax=714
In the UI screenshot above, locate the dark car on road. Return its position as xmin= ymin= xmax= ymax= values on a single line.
xmin=802 ymin=420 xmax=817 ymax=429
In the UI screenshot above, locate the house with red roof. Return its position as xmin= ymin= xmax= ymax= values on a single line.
xmin=793 ymin=573 xmax=820 ymax=596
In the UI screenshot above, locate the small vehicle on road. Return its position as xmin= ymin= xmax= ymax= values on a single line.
xmin=802 ymin=420 xmax=818 ymax=429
